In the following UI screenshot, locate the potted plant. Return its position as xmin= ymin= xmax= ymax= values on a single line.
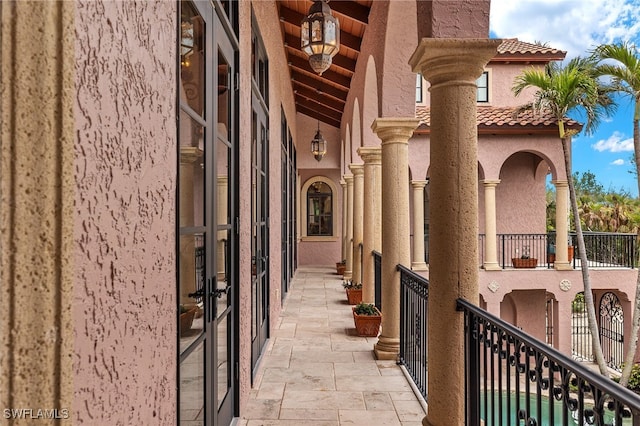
xmin=336 ymin=259 xmax=346 ymax=275
xmin=179 ymin=304 xmax=197 ymax=334
xmin=352 ymin=302 xmax=381 ymax=337
xmin=512 ymin=248 xmax=537 ymax=268
xmin=342 ymin=280 xmax=363 ymax=305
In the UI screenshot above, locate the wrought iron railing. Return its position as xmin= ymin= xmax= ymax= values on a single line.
xmin=474 ymin=232 xmax=637 ymax=269
xmin=458 ymin=298 xmax=640 ymax=425
xmin=373 ymin=250 xmax=382 ymax=311
xmin=399 ymin=264 xmax=428 ymax=401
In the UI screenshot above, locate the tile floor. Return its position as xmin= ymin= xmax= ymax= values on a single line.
xmin=237 ymin=266 xmax=427 ymax=426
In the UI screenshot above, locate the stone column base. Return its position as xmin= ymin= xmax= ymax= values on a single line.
xmin=343 ymin=271 xmax=353 ymax=280
xmin=483 ymin=262 xmax=501 ymax=271
xmin=554 ymin=261 xmax=572 ymax=271
xmin=374 ymin=336 xmax=399 ymax=360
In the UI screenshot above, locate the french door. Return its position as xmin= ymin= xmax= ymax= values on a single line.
xmin=178 ymin=1 xmax=238 ymax=424
xmin=251 ymin=96 xmax=269 ymax=373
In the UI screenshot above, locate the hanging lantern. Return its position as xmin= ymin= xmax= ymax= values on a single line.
xmin=311 ymin=122 xmax=327 ymax=162
xmin=301 ymin=0 xmax=340 ymax=75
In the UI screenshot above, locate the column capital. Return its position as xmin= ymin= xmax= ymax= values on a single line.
xmin=344 ymin=174 xmax=354 ymax=184
xmin=409 ymin=38 xmax=502 ymax=86
xmin=371 ymin=118 xmax=420 ymax=145
xmin=481 ymin=179 xmax=501 ymax=187
xmin=349 ymin=163 xmax=364 ymax=175
xmin=340 ymin=179 xmax=347 ymax=187
xmin=411 ymin=180 xmax=428 ymax=189
xmin=357 ymin=146 xmax=382 ymax=165
xmin=552 ymin=180 xmax=569 ymax=188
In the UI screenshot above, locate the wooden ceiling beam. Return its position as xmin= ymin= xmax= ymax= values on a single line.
xmin=295 ymin=95 xmax=343 ymax=121
xmin=287 ymin=55 xmax=351 ymax=90
xmin=290 ymin=70 xmax=348 ymax=101
xmin=293 ymin=84 xmax=345 ymax=112
xmin=296 ymin=104 xmax=341 ymax=128
xmin=328 ymin=1 xmax=370 ymax=25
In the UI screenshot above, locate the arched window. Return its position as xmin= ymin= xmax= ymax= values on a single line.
xmin=307 ymin=181 xmax=333 ymax=236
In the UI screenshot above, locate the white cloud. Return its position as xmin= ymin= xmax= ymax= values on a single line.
xmin=591 ymin=131 xmax=634 ymax=152
xmin=611 ymin=159 xmax=626 ymax=166
xmin=490 ymin=0 xmax=640 ymax=58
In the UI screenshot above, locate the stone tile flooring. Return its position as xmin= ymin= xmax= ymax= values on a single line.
xmin=237 ymin=266 xmax=426 ymax=426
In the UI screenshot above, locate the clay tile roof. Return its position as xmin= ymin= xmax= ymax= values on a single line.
xmin=416 ymin=106 xmax=581 ymax=132
xmin=493 ymin=38 xmax=566 ymax=62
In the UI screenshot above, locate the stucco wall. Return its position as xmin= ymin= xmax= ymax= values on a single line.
xmin=73 ymin=2 xmax=177 ymax=423
xmin=297 ymin=170 xmax=343 ymax=266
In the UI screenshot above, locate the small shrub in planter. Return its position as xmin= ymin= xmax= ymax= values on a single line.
xmin=352 ymin=302 xmax=381 ymax=337
xmin=343 ymin=280 xmax=362 ymax=305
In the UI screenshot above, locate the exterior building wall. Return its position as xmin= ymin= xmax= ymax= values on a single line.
xmin=73 ymin=1 xmax=177 ymax=423
xmin=297 ymin=169 xmax=343 ymax=266
xmin=238 ymin=0 xmax=301 ymax=408
xmin=486 ymin=62 xmax=544 ymax=107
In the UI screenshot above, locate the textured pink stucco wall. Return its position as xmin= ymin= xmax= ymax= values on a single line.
xmin=297 ymin=170 xmax=343 ymax=266
xmin=73 ymin=2 xmax=177 ymax=423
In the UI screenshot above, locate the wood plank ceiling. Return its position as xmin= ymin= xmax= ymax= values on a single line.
xmin=278 ymin=0 xmax=373 ymax=129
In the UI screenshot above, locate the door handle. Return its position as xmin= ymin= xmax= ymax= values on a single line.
xmin=212 ymin=285 xmax=231 ymax=298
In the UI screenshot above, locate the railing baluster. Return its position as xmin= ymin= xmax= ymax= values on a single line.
xmin=458 ymin=297 xmax=640 ymax=426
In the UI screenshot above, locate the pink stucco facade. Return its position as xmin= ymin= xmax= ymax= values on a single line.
xmin=73 ymin=1 xmax=177 ymax=423
xmin=5 ymin=1 xmax=640 ymax=425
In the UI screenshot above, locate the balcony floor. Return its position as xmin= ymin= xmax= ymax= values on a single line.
xmin=238 ymin=266 xmax=426 ymax=426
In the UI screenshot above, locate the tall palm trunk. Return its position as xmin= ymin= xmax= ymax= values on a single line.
xmin=620 ymin=114 xmax=640 ymax=386
xmin=562 ymin=135 xmax=609 ymax=375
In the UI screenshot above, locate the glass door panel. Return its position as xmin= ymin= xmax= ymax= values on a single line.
xmin=179 ymin=341 xmax=205 ymax=424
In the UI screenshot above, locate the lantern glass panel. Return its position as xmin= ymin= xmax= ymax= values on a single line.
xmin=301 ymin=21 xmax=309 ymax=46
xmin=311 ymin=19 xmax=322 ymax=42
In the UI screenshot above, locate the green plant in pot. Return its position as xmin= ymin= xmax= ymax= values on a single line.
xmin=352 ymin=302 xmax=381 ymax=337
xmin=343 ymin=280 xmax=363 ymax=305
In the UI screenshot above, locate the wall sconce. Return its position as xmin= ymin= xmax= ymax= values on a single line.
xmin=311 ymin=121 xmax=327 ymax=162
xmin=300 ymin=0 xmax=340 ymax=75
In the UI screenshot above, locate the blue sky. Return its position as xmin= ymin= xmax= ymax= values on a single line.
xmin=490 ymin=0 xmax=640 ymax=196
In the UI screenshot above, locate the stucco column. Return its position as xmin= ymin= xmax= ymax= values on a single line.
xmin=482 ymin=180 xmax=501 ymax=270
xmin=340 ymin=179 xmax=347 ymax=263
xmin=350 ymin=164 xmax=365 ymax=285
xmin=553 ymin=180 xmax=571 ymax=270
xmin=372 ymin=118 xmax=419 ymax=360
xmin=344 ymin=174 xmax=354 ymax=280
xmin=358 ymin=147 xmax=382 ymax=303
xmin=411 ymin=180 xmax=429 ymax=271
xmin=410 ymin=38 xmax=500 ymax=426
xmin=1 ymin=1 xmax=74 ymax=415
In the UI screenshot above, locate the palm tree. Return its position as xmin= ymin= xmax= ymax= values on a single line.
xmin=593 ymin=41 xmax=640 ymax=386
xmin=513 ymin=56 xmax=616 ymax=376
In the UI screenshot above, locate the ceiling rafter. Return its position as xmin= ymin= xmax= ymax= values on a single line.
xmin=278 ymin=1 xmax=372 ymax=128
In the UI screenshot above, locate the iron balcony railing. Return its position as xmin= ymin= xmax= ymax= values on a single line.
xmin=458 ymin=298 xmax=640 ymax=425
xmin=473 ymin=232 xmax=637 ymax=269
xmin=398 ymin=264 xmax=428 ymax=401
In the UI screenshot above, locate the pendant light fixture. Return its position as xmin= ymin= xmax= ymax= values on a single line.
xmin=300 ymin=0 xmax=340 ymax=75
xmin=311 ymin=121 xmax=327 ymax=162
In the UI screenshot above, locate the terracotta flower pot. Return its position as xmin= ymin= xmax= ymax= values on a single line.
xmin=180 ymin=307 xmax=197 ymax=334
xmin=352 ymin=306 xmax=381 ymax=337
xmin=512 ymin=257 xmax=538 ymax=268
xmin=345 ymin=288 xmax=362 ymax=305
